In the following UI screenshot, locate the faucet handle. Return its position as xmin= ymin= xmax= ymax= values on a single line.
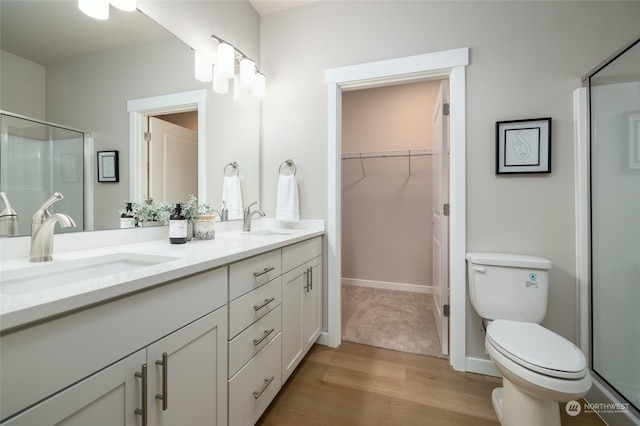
xmin=33 ymin=192 xmax=63 ymax=221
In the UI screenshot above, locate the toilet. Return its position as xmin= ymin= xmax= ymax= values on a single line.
xmin=466 ymin=252 xmax=591 ymax=426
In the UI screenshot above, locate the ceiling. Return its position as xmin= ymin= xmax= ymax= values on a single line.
xmin=0 ymin=0 xmax=318 ymax=67
xmin=248 ymin=0 xmax=320 ymax=16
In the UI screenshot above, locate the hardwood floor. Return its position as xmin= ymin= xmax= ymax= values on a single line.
xmin=258 ymin=342 xmax=605 ymax=426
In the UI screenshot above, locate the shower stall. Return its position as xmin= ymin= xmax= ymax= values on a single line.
xmin=0 ymin=112 xmax=85 ymax=236
xmin=582 ymin=38 xmax=640 ymax=424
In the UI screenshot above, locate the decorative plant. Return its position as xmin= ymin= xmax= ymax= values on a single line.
xmin=126 ymin=198 xmax=171 ymax=225
xmin=180 ymin=194 xmax=210 ymax=223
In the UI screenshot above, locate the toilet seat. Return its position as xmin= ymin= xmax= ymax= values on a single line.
xmin=486 ymin=320 xmax=587 ymax=380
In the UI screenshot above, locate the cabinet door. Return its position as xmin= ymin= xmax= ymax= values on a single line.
xmin=303 ymin=256 xmax=322 ymax=353
xmin=147 ymin=307 xmax=228 ymax=426
xmin=281 ymin=265 xmax=304 ymax=384
xmin=3 ymin=350 xmax=145 ymax=426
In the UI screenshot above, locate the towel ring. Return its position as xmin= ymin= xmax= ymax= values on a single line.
xmin=223 ymin=162 xmax=239 ymax=177
xmin=279 ymin=159 xmax=297 ymax=176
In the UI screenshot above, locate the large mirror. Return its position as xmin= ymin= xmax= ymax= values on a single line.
xmin=0 ymin=0 xmax=260 ymax=234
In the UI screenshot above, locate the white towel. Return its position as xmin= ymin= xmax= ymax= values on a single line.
xmin=276 ymin=174 xmax=300 ymax=223
xmin=222 ymin=175 xmax=243 ymax=220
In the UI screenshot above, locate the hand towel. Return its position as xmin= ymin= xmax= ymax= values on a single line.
xmin=276 ymin=174 xmax=300 ymax=223
xmin=222 ymin=175 xmax=243 ymax=220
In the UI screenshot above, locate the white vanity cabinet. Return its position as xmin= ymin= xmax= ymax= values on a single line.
xmin=281 ymin=237 xmax=323 ymax=383
xmin=0 ymin=267 xmax=228 ymax=426
xmin=228 ymin=250 xmax=283 ymax=426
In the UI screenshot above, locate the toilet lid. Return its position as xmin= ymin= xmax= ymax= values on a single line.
xmin=486 ymin=320 xmax=587 ymax=380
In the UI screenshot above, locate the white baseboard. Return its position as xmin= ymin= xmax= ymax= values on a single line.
xmin=342 ymin=277 xmax=433 ymax=294
xmin=316 ymin=332 xmax=330 ymax=347
xmin=466 ymin=357 xmax=501 ymax=377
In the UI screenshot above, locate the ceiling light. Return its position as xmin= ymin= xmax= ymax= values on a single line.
xmin=79 ymin=0 xmax=109 ymax=20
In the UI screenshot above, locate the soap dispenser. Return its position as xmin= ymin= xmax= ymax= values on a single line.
xmin=221 ymin=201 xmax=229 ymax=222
xmin=169 ymin=203 xmax=187 ymax=244
xmin=0 ymin=192 xmax=19 ymax=237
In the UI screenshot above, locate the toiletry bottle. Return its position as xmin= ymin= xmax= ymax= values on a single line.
xmin=120 ymin=202 xmax=135 ymax=228
xmin=221 ymin=201 xmax=229 ymax=222
xmin=169 ymin=203 xmax=187 ymax=244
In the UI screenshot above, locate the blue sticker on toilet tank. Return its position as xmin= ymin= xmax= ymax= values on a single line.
xmin=526 ymin=272 xmax=538 ymax=288
xmin=529 ymin=273 xmax=537 ymax=281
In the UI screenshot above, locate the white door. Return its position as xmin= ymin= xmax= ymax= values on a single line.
xmin=432 ymin=80 xmax=450 ymax=355
xmin=148 ymin=117 xmax=198 ymax=202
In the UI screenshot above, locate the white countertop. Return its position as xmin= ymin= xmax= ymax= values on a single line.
xmin=0 ymin=221 xmax=324 ymax=333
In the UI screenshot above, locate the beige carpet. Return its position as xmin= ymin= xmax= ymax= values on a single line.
xmin=341 ymin=285 xmax=448 ymax=359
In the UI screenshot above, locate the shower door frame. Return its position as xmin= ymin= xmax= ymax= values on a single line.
xmin=575 ymin=37 xmax=640 ymax=425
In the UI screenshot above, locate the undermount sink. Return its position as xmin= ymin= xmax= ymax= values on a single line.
xmin=0 ymin=253 xmax=179 ymax=296
xmin=242 ymin=229 xmax=294 ymax=236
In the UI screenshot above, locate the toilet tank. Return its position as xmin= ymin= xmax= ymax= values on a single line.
xmin=466 ymin=252 xmax=552 ymax=323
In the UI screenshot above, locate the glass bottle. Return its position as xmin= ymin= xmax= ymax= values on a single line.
xmin=169 ymin=203 xmax=187 ymax=244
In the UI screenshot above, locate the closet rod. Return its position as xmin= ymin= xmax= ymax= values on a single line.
xmin=341 ymin=148 xmax=433 ymax=160
xmin=341 ymin=149 xmax=434 ymax=178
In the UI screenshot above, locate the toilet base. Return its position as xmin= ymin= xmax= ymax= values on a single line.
xmin=492 ymin=379 xmax=561 ymax=426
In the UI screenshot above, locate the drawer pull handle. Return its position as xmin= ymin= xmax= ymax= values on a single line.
xmin=253 ymin=328 xmax=276 ymax=346
xmin=253 ymin=376 xmax=275 ymax=399
xmin=155 ymin=352 xmax=168 ymax=411
xmin=253 ymin=267 xmax=275 ymax=277
xmin=308 ymin=266 xmax=313 ymax=290
xmin=303 ymin=270 xmax=310 ymax=292
xmin=135 ymin=364 xmax=148 ymax=426
xmin=254 ymin=297 xmax=275 ymax=311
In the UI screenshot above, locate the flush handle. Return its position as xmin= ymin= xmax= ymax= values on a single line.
xmin=471 ymin=266 xmax=486 ymax=273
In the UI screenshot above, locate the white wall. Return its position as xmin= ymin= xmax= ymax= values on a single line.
xmin=259 ymin=1 xmax=640 ymax=360
xmin=0 ymin=50 xmax=46 ymax=120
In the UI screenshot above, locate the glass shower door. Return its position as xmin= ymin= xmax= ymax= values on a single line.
xmin=0 ymin=113 xmax=84 ymax=236
xmin=589 ymin=39 xmax=640 ymax=412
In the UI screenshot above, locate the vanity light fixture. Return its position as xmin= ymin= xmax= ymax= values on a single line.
xmin=210 ymin=35 xmax=266 ymax=99
xmin=78 ymin=0 xmax=137 ymax=20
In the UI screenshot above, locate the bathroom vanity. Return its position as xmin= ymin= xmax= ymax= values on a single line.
xmin=0 ymin=221 xmax=324 ymax=425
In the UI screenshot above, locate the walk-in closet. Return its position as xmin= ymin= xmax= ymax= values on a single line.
xmin=340 ymin=79 xmax=449 ymax=359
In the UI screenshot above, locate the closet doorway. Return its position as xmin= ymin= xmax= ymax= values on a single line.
xmin=340 ymin=79 xmax=450 ymax=358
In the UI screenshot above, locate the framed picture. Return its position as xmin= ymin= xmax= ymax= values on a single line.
xmin=496 ymin=118 xmax=551 ymax=174
xmin=628 ymin=111 xmax=640 ymax=169
xmin=97 ymin=150 xmax=119 ymax=182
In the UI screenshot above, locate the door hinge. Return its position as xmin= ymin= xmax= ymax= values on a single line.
xmin=443 ymin=103 xmax=450 ymax=116
xmin=144 ymin=132 xmax=152 ymax=142
xmin=443 ymin=304 xmax=450 ymax=317
xmin=443 ymin=203 xmax=450 ymax=217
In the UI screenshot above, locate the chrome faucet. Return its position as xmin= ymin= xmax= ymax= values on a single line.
xmin=0 ymin=192 xmax=19 ymax=237
xmin=30 ymin=192 xmax=76 ymax=262
xmin=243 ymin=201 xmax=265 ymax=232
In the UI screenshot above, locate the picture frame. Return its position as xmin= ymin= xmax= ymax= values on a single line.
xmin=496 ymin=118 xmax=551 ymax=174
xmin=97 ymin=150 xmax=119 ymax=182
xmin=628 ymin=111 xmax=640 ymax=169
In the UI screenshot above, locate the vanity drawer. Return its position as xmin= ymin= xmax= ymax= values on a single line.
xmin=229 ymin=249 xmax=282 ymax=301
xmin=228 ymin=277 xmax=281 ymax=338
xmin=282 ymin=236 xmax=322 ymax=273
xmin=228 ymin=305 xmax=281 ymax=378
xmin=228 ymin=333 xmax=282 ymax=426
